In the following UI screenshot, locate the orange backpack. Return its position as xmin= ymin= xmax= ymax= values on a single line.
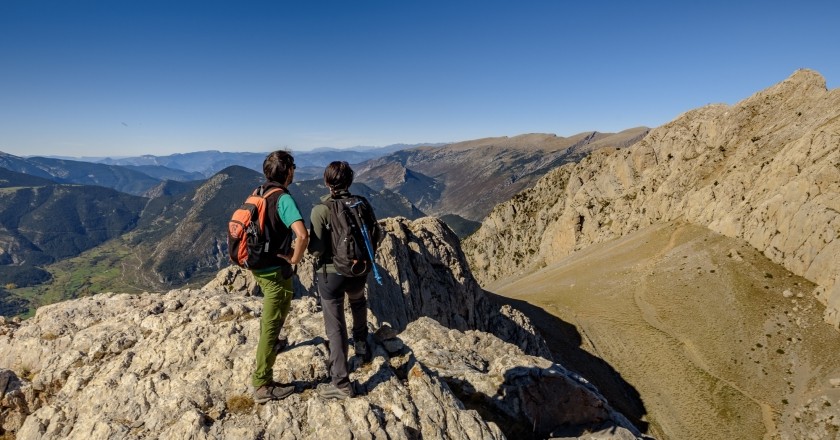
xmin=227 ymin=187 xmax=284 ymax=269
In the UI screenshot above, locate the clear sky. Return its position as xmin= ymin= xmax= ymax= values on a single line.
xmin=1 ymin=0 xmax=838 ymax=158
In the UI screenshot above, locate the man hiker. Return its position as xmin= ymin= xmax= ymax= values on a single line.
xmin=250 ymin=150 xmax=309 ymax=403
xmin=308 ymin=161 xmax=380 ymax=399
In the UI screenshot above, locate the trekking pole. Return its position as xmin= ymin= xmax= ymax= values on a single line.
xmin=350 ymin=200 xmax=383 ymax=286
xmin=360 ymin=223 xmax=383 ymax=285
xmin=312 ymin=260 xmax=322 ymax=307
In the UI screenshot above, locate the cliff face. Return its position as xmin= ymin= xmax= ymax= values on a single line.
xmin=464 ymin=69 xmax=840 ymax=328
xmin=0 ymin=217 xmax=641 ymax=439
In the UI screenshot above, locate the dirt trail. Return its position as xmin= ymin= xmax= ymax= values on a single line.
xmin=632 ymin=224 xmax=780 ymax=439
xmin=490 ymin=221 xmax=840 ymax=440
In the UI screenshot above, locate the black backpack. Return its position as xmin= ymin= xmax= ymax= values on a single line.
xmin=324 ymin=195 xmax=382 ymax=281
xmin=228 ymin=186 xmax=288 ymax=270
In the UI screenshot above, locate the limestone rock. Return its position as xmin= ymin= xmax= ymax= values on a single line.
xmin=0 ymin=368 xmax=31 ymax=433
xmin=464 ymin=69 xmax=840 ymax=329
xmin=400 ymin=317 xmax=641 ymax=439
xmin=0 ymin=291 xmax=640 ymax=440
xmin=203 ymin=265 xmax=261 ymax=296
xmin=0 ymin=217 xmax=640 ymax=439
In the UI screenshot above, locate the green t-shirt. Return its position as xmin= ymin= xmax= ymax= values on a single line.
xmin=277 ymin=193 xmax=303 ymax=227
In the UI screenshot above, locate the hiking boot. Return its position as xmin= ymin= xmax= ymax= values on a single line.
xmin=316 ymin=382 xmax=354 ymax=400
xmin=254 ymin=382 xmax=295 ymax=404
xmin=354 ymin=340 xmax=372 ymax=363
xmin=274 ymin=335 xmax=289 ymax=353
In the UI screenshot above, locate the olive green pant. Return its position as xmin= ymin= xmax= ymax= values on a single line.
xmin=251 ymin=269 xmax=293 ymax=388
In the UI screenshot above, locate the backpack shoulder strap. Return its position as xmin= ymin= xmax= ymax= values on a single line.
xmin=263 ymin=187 xmax=284 ymax=198
xmin=255 ymin=186 xmax=285 ymax=198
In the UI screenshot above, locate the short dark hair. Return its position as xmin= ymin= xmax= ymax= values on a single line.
xmin=324 ymin=161 xmax=354 ymax=190
xmin=263 ymin=150 xmax=295 ymax=183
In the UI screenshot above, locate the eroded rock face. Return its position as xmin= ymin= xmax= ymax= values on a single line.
xmin=0 ymin=217 xmax=640 ymax=439
xmin=464 ymin=69 xmax=840 ymax=328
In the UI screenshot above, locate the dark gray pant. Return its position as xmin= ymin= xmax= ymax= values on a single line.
xmin=317 ymin=272 xmax=368 ymax=390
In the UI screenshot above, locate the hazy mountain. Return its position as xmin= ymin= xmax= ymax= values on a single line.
xmin=0 ymin=152 xmax=58 ymax=180
xmin=355 ymin=129 xmax=650 ymax=222
xmin=0 ymin=167 xmax=55 ymax=188
xmin=463 ymin=69 xmax=840 ymax=439
xmin=96 ymin=143 xmax=444 ymax=178
xmin=298 ymin=143 xmax=445 ymax=166
xmin=122 ymin=164 xmax=205 ymax=182
xmin=0 ymin=153 xmax=162 ymax=195
xmin=0 ymin=240 xmax=53 ymax=308
xmin=0 ymin=170 xmax=55 ymax=281
xmin=99 ymin=151 xmax=270 ymax=177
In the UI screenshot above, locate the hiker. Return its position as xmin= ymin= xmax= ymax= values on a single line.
xmin=249 ymin=150 xmax=309 ymax=403
xmin=308 ymin=161 xmax=381 ymax=399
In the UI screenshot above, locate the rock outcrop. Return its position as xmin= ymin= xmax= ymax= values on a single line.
xmin=0 ymin=217 xmax=641 ymax=439
xmin=464 ymin=69 xmax=840 ymax=329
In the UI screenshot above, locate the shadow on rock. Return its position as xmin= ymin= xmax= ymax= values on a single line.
xmin=484 ymin=291 xmax=650 ymax=435
xmin=393 ymin=317 xmax=649 ymax=440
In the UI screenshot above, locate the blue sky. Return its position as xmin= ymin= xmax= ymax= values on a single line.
xmin=1 ymin=0 xmax=838 ymax=158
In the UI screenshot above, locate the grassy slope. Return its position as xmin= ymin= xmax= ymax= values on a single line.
xmin=9 ymin=239 xmax=137 ymax=317
xmin=488 ymin=221 xmax=840 ymax=440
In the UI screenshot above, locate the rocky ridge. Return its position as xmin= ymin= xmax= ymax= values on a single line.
xmin=356 ymin=129 xmax=649 ymax=222
xmin=0 ymin=217 xmax=641 ymax=439
xmin=464 ymin=69 xmax=840 ymax=329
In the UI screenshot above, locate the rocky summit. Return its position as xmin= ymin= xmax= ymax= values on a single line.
xmin=0 ymin=217 xmax=641 ymax=439
xmin=464 ymin=69 xmax=840 ymax=329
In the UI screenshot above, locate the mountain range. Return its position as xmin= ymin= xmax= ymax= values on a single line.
xmin=1 ymin=128 xmax=644 ymax=314
xmin=0 ymin=153 xmax=164 ymax=196
xmin=0 ymin=167 xmax=147 ymax=291
xmin=94 ymin=143 xmax=444 ymax=178
xmin=0 ymin=163 xmax=423 ymax=313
